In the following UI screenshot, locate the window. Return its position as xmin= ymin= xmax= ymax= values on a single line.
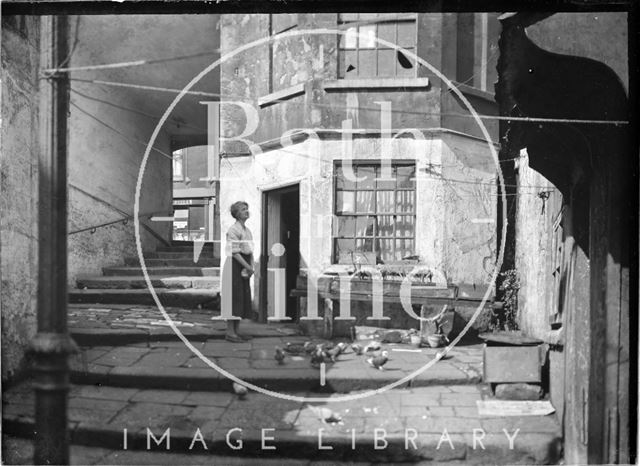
xmin=172 ymin=204 xmax=207 ymax=241
xmin=173 ymin=149 xmax=184 ymax=181
xmin=333 ymin=162 xmax=416 ymax=264
xmin=338 ymin=13 xmax=417 ymax=79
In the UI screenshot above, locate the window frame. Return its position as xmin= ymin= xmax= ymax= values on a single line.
xmin=172 ymin=148 xmax=185 ymax=182
xmin=332 ymin=160 xmax=417 ymax=265
xmin=337 ymin=13 xmax=418 ymax=80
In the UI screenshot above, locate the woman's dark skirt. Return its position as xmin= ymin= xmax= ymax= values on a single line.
xmin=222 ymin=253 xmax=253 ymax=320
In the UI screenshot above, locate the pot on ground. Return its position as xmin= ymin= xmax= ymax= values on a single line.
xmin=425 ymin=334 xmax=446 ymax=348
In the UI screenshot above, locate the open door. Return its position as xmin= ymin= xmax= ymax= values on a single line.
xmin=260 ymin=184 xmax=300 ymax=322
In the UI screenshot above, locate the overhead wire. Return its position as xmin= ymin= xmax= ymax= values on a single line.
xmin=70 ymin=88 xmax=560 ymax=194
xmin=56 ymin=16 xmax=81 ymax=71
xmin=56 ymin=15 xmax=564 ymax=195
xmin=70 ymin=87 xmax=207 ymax=133
xmin=70 ymin=96 xmax=556 ymax=194
xmin=41 ymin=14 xmax=423 ymax=75
xmin=43 ymin=50 xmax=221 ymax=74
xmin=66 ymin=76 xmax=628 ymax=126
xmin=69 ymin=99 xmax=272 ymax=202
xmin=70 ymin=100 xmax=174 ymax=161
xmin=70 ymin=87 xmax=532 ymax=171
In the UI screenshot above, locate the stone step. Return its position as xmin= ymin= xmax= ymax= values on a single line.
xmin=170 ymin=240 xmax=217 ymax=247
xmin=103 ymin=266 xmax=220 ymax=277
xmin=124 ymin=257 xmax=220 ymax=267
xmin=76 ymin=275 xmax=220 ymax=290
xmin=145 ymin=251 xmax=221 ymax=259
xmin=157 ymin=245 xmax=218 ymax=253
xmin=68 ymin=288 xmax=219 ymax=308
xmin=68 ymin=307 xmax=297 ymax=346
xmin=3 ymin=383 xmax=562 ymax=464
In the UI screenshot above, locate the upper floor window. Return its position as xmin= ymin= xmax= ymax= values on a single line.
xmin=172 ymin=149 xmax=184 ymax=181
xmin=338 ymin=13 xmax=417 ymax=79
xmin=333 ymin=162 xmax=416 ymax=264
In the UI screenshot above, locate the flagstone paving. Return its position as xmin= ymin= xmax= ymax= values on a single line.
xmin=3 ymin=382 xmax=561 ymax=464
xmin=3 ymin=303 xmax=562 ymax=464
xmin=67 ymin=335 xmax=484 ymax=392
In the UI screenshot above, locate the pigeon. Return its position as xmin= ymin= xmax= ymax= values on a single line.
xmin=324 ymin=411 xmax=343 ymax=424
xmin=326 ymin=342 xmax=347 ymax=362
xmin=310 ymin=347 xmax=325 ymax=368
xmin=284 ymin=342 xmax=306 ymax=354
xmin=367 ymin=350 xmax=389 ymax=370
xmin=303 ymin=341 xmax=315 ymax=354
xmin=274 ymin=347 xmax=286 ymax=365
xmin=308 ymin=406 xmax=343 ymax=425
xmin=232 ymin=382 xmax=248 ymax=400
xmin=318 ymin=341 xmax=335 ymax=351
xmin=364 ymin=341 xmax=381 ymax=353
xmin=351 ymin=343 xmax=364 ymax=355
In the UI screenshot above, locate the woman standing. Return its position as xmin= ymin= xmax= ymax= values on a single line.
xmin=223 ymin=201 xmax=254 ymax=342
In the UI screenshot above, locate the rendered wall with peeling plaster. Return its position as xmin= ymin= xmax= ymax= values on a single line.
xmin=220 ymin=135 xmax=496 ymax=307
xmin=218 ymin=14 xmax=500 ymax=319
xmin=514 ymin=155 xmax=562 ymax=338
xmin=1 ymin=16 xmax=41 ymax=380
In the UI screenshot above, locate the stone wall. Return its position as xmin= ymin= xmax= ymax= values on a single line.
xmin=514 ymin=155 xmax=566 ymax=424
xmin=514 ymin=154 xmax=563 ymax=340
xmin=66 ymin=16 xmax=198 ymax=286
xmin=1 ymin=15 xmax=41 ymax=380
xmin=68 ymin=79 xmax=172 ymax=286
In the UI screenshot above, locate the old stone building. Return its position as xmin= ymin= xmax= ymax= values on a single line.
xmin=0 ymin=6 xmax=635 ymax=465
xmin=216 ymin=13 xmax=502 ymax=322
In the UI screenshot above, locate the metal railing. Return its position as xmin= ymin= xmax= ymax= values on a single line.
xmin=68 ymin=183 xmax=172 ymax=246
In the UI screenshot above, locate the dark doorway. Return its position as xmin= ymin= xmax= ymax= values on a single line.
xmin=260 ymin=184 xmax=300 ymax=322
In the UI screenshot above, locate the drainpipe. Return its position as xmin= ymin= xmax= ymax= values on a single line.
xmin=30 ymin=15 xmax=76 ymax=465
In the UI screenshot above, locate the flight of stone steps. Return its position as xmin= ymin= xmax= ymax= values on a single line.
xmin=69 ymin=241 xmax=221 ymax=309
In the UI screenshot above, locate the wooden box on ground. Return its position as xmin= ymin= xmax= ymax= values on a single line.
xmin=481 ymin=332 xmax=544 ymax=383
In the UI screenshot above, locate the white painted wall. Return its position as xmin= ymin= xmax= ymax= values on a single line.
xmin=219 ymin=132 xmax=497 ymax=302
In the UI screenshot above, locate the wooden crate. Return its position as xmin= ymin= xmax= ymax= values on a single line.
xmin=483 ymin=344 xmax=542 ymax=383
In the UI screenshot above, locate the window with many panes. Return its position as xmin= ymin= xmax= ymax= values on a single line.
xmin=338 ymin=13 xmax=417 ymax=79
xmin=333 ymin=162 xmax=416 ymax=264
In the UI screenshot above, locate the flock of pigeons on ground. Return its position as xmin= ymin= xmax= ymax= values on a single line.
xmin=231 ymin=340 xmax=390 ymax=400
xmin=275 ymin=340 xmax=390 ymax=370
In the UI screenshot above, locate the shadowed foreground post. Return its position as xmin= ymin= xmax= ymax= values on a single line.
xmin=30 ymin=14 xmax=76 ymax=465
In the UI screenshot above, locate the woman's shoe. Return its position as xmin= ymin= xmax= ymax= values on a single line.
xmin=239 ymin=334 xmax=253 ymax=341
xmin=225 ymin=334 xmax=243 ymax=343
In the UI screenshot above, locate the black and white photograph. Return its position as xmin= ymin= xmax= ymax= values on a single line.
xmin=1 ymin=1 xmax=637 ymax=464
